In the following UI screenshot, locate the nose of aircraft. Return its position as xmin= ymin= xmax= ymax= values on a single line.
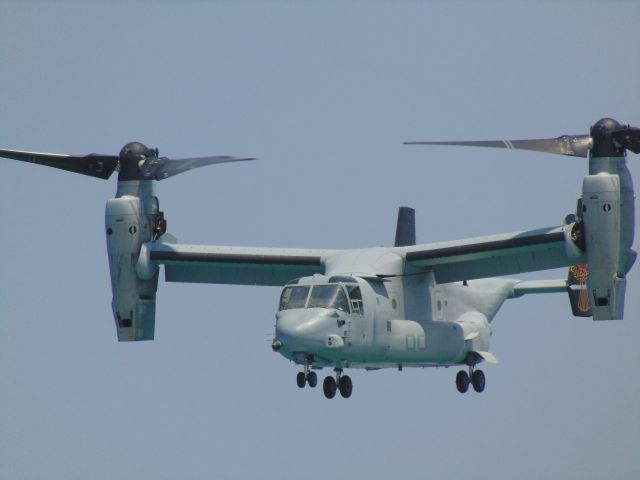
xmin=274 ymin=309 xmax=337 ymax=353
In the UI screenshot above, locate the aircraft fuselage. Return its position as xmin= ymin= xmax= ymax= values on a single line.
xmin=273 ymin=274 xmax=510 ymax=370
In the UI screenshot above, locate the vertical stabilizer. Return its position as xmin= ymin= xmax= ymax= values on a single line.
xmin=395 ymin=206 xmax=416 ymax=247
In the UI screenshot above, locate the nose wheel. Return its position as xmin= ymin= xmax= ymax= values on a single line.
xmin=456 ymin=367 xmax=485 ymax=393
xmin=296 ymin=364 xmax=318 ymax=388
xmin=307 ymin=371 xmax=318 ymax=387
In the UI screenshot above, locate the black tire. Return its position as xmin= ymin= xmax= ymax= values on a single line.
xmin=296 ymin=371 xmax=306 ymax=388
xmin=307 ymin=371 xmax=318 ymax=388
xmin=339 ymin=375 xmax=353 ymax=398
xmin=471 ymin=369 xmax=485 ymax=393
xmin=456 ymin=370 xmax=470 ymax=393
xmin=323 ymin=376 xmax=337 ymax=399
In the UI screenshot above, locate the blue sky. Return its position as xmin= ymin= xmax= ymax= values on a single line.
xmin=0 ymin=2 xmax=638 ymax=479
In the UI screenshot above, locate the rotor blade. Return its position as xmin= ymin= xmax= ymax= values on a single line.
xmin=0 ymin=148 xmax=118 ymax=179
xmin=612 ymin=127 xmax=640 ymax=154
xmin=404 ymin=135 xmax=592 ymax=158
xmin=152 ymin=155 xmax=256 ymax=180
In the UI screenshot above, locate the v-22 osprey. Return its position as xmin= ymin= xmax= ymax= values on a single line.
xmin=1 ymin=117 xmax=636 ymax=399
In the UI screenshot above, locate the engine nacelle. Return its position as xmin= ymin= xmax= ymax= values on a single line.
xmin=105 ymin=186 xmax=160 ymax=340
xmin=581 ymin=158 xmax=636 ymax=320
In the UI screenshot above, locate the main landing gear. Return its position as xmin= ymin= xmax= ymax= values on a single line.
xmin=456 ymin=367 xmax=485 ymax=393
xmin=323 ymin=369 xmax=352 ymax=399
xmin=296 ymin=360 xmax=353 ymax=399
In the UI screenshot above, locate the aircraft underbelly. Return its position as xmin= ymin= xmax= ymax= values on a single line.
xmin=310 ymin=320 xmax=467 ymax=367
xmin=382 ymin=320 xmax=466 ymax=365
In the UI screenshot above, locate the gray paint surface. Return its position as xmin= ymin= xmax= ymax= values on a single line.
xmin=0 ymin=2 xmax=638 ymax=480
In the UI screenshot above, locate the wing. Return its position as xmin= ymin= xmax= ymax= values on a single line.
xmin=146 ymin=225 xmax=582 ymax=287
xmin=398 ymin=225 xmax=584 ymax=283
xmin=148 ymin=241 xmax=336 ymax=286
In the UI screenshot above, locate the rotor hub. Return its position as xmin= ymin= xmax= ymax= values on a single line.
xmin=118 ymin=142 xmax=155 ymax=181
xmin=590 ymin=118 xmax=625 ymax=158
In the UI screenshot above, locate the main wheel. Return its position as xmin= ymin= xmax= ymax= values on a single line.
xmin=323 ymin=376 xmax=337 ymax=399
xmin=456 ymin=370 xmax=470 ymax=393
xmin=307 ymin=371 xmax=318 ymax=388
xmin=296 ymin=371 xmax=306 ymax=388
xmin=471 ymin=369 xmax=485 ymax=393
xmin=339 ymin=375 xmax=353 ymax=398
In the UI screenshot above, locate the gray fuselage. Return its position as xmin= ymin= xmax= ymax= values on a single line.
xmin=274 ymin=272 xmax=514 ymax=370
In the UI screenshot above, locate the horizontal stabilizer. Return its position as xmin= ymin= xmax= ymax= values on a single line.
xmin=512 ymin=279 xmax=568 ymax=297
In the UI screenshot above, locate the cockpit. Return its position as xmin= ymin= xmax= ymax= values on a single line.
xmin=279 ymin=277 xmax=364 ymax=315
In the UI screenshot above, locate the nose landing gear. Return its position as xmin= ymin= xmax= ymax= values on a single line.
xmin=296 ymin=363 xmax=318 ymax=388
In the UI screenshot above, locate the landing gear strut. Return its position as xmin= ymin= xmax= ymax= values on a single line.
xmin=323 ymin=369 xmax=352 ymax=399
xmin=296 ymin=363 xmax=318 ymax=388
xmin=297 ymin=362 xmax=352 ymax=398
xmin=456 ymin=365 xmax=485 ymax=393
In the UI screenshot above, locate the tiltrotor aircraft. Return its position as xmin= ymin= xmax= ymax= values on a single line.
xmin=1 ymin=117 xmax=637 ymax=399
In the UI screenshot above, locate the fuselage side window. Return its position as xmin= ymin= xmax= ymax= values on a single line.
xmin=347 ymin=285 xmax=364 ymax=315
xmin=279 ymin=286 xmax=310 ymax=311
xmin=308 ymin=285 xmax=350 ymax=313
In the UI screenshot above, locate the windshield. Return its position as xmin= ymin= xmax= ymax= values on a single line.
xmin=279 ymin=286 xmax=310 ymax=311
xmin=278 ymin=284 xmax=351 ymax=312
xmin=308 ymin=285 xmax=350 ymax=312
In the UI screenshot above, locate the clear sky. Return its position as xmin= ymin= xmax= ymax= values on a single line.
xmin=0 ymin=1 xmax=638 ymax=479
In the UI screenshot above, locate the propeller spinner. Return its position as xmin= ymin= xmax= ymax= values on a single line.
xmin=405 ymin=118 xmax=640 ymax=158
xmin=0 ymin=142 xmax=255 ymax=180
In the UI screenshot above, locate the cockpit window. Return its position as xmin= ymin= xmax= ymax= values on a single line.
xmin=347 ymin=285 xmax=364 ymax=315
xmin=279 ymin=284 xmax=354 ymax=312
xmin=308 ymin=285 xmax=350 ymax=312
xmin=279 ymin=286 xmax=310 ymax=311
